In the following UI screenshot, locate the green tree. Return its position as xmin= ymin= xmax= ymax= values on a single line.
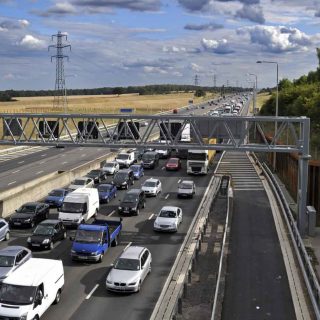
xmin=194 ymin=89 xmax=206 ymax=97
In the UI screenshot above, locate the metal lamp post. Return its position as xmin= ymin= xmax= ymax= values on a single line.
xmin=257 ymin=60 xmax=279 ymax=172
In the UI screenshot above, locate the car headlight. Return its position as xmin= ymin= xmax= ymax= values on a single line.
xmin=20 ymin=314 xmax=27 ymax=320
xmin=118 ymin=206 xmax=122 ymax=210
xmin=24 ymin=218 xmax=31 ymax=223
xmin=91 ymin=251 xmax=99 ymax=256
xmin=42 ymin=239 xmax=50 ymax=244
xmin=73 ymin=218 xmax=80 ymax=222
xmin=106 ymin=278 xmax=112 ymax=284
xmin=129 ymin=282 xmax=137 ymax=286
xmin=27 ymin=237 xmax=31 ymax=242
xmin=71 ymin=249 xmax=76 ymax=254
xmin=121 ymin=182 xmax=127 ymax=185
xmin=154 ymin=222 xmax=159 ymax=227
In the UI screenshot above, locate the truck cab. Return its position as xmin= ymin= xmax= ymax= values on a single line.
xmin=58 ymin=188 xmax=99 ymax=227
xmin=115 ymin=149 xmax=137 ymax=168
xmin=70 ymin=218 xmax=122 ymax=262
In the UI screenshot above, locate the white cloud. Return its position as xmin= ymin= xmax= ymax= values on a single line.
xmin=190 ymin=63 xmax=201 ymax=72
xmin=237 ymin=25 xmax=313 ymax=53
xmin=19 ymin=35 xmax=46 ymax=49
xmin=18 ymin=20 xmax=30 ymax=28
xmin=143 ymin=66 xmax=167 ymax=74
xmin=3 ymin=73 xmax=15 ymax=80
xmin=201 ymin=38 xmax=234 ymax=54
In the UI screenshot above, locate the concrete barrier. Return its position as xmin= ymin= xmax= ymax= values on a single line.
xmin=0 ymin=151 xmax=117 ymax=218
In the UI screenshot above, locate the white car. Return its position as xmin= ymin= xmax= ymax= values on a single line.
xmin=141 ymin=178 xmax=162 ymax=196
xmin=68 ymin=177 xmax=94 ymax=190
xmin=177 ymin=180 xmax=196 ymax=198
xmin=102 ymin=161 xmax=120 ymax=175
xmin=0 ymin=219 xmax=10 ymax=241
xmin=106 ymin=246 xmax=151 ymax=293
xmin=153 ymin=206 xmax=183 ymax=232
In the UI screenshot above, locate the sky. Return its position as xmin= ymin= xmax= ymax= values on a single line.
xmin=1 ymin=0 xmax=320 ymax=90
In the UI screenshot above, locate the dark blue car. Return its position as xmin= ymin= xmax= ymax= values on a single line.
xmin=130 ymin=164 xmax=144 ymax=180
xmin=44 ymin=188 xmax=70 ymax=207
xmin=98 ymin=184 xmax=117 ymax=203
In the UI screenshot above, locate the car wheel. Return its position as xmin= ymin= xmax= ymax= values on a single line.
xmin=142 ymin=202 xmax=146 ymax=209
xmin=49 ymin=242 xmax=54 ymax=250
xmin=4 ymin=232 xmax=9 ymax=241
xmin=148 ymin=263 xmax=151 ymax=274
xmin=126 ymin=184 xmax=129 ymax=190
xmin=30 ymin=221 xmax=35 ymax=228
xmin=136 ymin=209 xmax=140 ymax=216
xmin=137 ymin=281 xmax=141 ymax=292
xmin=98 ymin=252 xmax=104 ymax=263
xmin=106 ymin=197 xmax=110 ymax=204
xmin=112 ymin=235 xmax=119 ymax=247
xmin=53 ymin=289 xmax=61 ymax=304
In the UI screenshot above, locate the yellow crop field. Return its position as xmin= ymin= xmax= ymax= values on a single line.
xmin=0 ymin=93 xmax=205 ymax=115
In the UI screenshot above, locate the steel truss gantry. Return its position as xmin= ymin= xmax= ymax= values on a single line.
xmin=0 ymin=113 xmax=311 ymax=236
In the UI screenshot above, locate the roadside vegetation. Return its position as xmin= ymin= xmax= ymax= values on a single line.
xmin=260 ymin=49 xmax=320 ymax=158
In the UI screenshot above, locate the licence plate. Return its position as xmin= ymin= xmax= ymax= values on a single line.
xmin=14 ymin=222 xmax=21 ymax=225
xmin=78 ymin=256 xmax=87 ymax=259
xmin=32 ymin=244 xmax=40 ymax=247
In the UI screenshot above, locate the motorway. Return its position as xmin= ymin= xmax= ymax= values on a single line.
xmin=1 ymin=158 xmax=213 ymax=320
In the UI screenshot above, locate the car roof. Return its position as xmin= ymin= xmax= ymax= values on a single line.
xmin=120 ymin=246 xmax=146 ymax=259
xmin=0 ymin=246 xmax=28 ymax=256
xmin=118 ymin=169 xmax=132 ymax=173
xmin=39 ymin=219 xmax=61 ymax=226
xmin=145 ymin=178 xmax=159 ymax=183
xmin=21 ymin=202 xmax=41 ymax=206
xmin=180 ymin=180 xmax=194 ymax=184
xmin=104 ymin=161 xmax=117 ymax=165
xmin=50 ymin=188 xmax=66 ymax=192
xmin=144 ymin=151 xmax=157 ymax=155
xmin=160 ymin=206 xmax=180 ymax=211
xmin=126 ymin=189 xmax=143 ymax=195
xmin=99 ymin=183 xmax=114 ymax=187
xmin=74 ymin=177 xmax=89 ymax=181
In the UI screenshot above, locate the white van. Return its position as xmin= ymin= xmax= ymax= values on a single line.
xmin=115 ymin=149 xmax=137 ymax=168
xmin=0 ymin=258 xmax=64 ymax=320
xmin=58 ymin=188 xmax=99 ymax=227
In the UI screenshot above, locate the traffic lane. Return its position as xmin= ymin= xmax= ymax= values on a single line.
xmin=64 ymin=169 xmax=212 ymax=320
xmin=222 ymin=190 xmax=295 ymax=320
xmin=0 ymin=146 xmax=114 ymax=190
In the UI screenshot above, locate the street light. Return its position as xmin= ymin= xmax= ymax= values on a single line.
xmin=256 ymin=60 xmax=279 ymax=172
xmin=248 ymin=73 xmax=258 ymax=115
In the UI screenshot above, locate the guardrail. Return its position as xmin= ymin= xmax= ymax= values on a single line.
xmin=150 ymin=174 xmax=221 ymax=320
xmin=252 ymin=154 xmax=320 ymax=319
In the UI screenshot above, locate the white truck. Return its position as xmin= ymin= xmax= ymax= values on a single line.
xmin=115 ymin=149 xmax=137 ymax=168
xmin=0 ymin=258 xmax=64 ymax=320
xmin=58 ymin=188 xmax=99 ymax=227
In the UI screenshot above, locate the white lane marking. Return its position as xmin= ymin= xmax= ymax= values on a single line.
xmin=18 ymin=161 xmax=24 ymax=164
xmin=62 ymin=161 xmax=68 ymax=165
xmin=161 ymin=167 xmax=165 ymax=170
xmin=41 ymin=154 xmax=47 ymax=157
xmin=124 ymin=242 xmax=132 ymax=251
xmin=108 ymin=210 xmax=115 ymax=217
xmin=8 ymin=181 xmax=16 ymax=186
xmin=36 ymin=171 xmax=44 ymax=175
xmin=85 ymin=284 xmax=99 ymax=300
xmin=81 ymin=154 xmax=86 ymax=157
xmin=177 ymin=179 xmax=181 ymax=184
xmin=148 ymin=214 xmax=154 ymax=220
xmin=61 ymin=154 xmax=66 ymax=157
xmin=40 ymin=161 xmax=45 ymax=164
xmin=12 ymin=170 xmax=20 ymax=174
xmin=165 ymin=194 xmax=170 ymax=199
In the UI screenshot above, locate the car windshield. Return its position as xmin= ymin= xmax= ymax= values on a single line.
xmin=131 ymin=166 xmax=139 ymax=172
xmin=104 ymin=163 xmax=114 ymax=168
xmin=48 ymin=190 xmax=64 ymax=197
xmin=114 ymin=258 xmax=140 ymax=271
xmin=75 ymin=230 xmax=103 ymax=243
xmin=144 ymin=181 xmax=156 ymax=187
xmin=117 ymin=154 xmax=129 ymax=160
xmin=33 ymin=225 xmax=54 ymax=236
xmin=0 ymin=284 xmax=36 ymax=305
xmin=122 ymin=194 xmax=137 ymax=203
xmin=0 ymin=256 xmax=15 ymax=267
xmin=98 ymin=185 xmax=112 ymax=192
xmin=17 ymin=205 xmax=36 ymax=213
xmin=179 ymin=183 xmax=193 ymax=189
xmin=142 ymin=154 xmax=154 ymax=161
xmin=114 ymin=173 xmax=127 ymax=180
xmin=61 ymin=202 xmax=86 ymax=214
xmin=168 ymin=159 xmax=178 ymax=164
xmin=89 ymin=170 xmax=100 ymax=175
xmin=73 ymin=179 xmax=86 ymax=186
xmin=159 ymin=210 xmax=177 ymax=218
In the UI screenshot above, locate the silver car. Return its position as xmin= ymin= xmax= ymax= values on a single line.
xmin=0 ymin=219 xmax=10 ymax=241
xmin=106 ymin=246 xmax=151 ymax=293
xmin=0 ymin=246 xmax=32 ymax=281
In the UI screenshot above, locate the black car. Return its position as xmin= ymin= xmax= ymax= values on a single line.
xmin=141 ymin=151 xmax=159 ymax=169
xmin=113 ymin=169 xmax=135 ymax=189
xmin=9 ymin=202 xmax=50 ymax=228
xmin=118 ymin=189 xmax=146 ymax=215
xmin=86 ymin=169 xmax=106 ymax=183
xmin=27 ymin=219 xmax=67 ymax=250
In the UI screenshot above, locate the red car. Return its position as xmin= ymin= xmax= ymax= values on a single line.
xmin=165 ymin=157 xmax=181 ymax=171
